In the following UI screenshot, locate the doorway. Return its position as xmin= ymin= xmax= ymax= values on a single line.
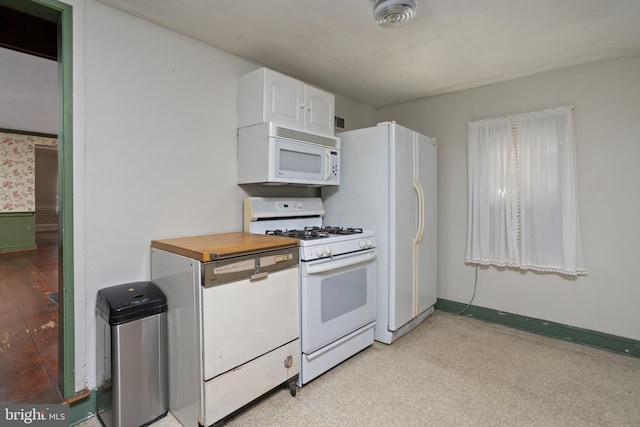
xmin=35 ymin=146 xmax=59 ymax=235
xmin=0 ymin=0 xmax=74 ymax=402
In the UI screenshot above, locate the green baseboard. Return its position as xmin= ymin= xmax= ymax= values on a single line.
xmin=69 ymin=390 xmax=97 ymax=426
xmin=0 ymin=243 xmax=38 ymax=253
xmin=436 ymin=298 xmax=640 ymax=358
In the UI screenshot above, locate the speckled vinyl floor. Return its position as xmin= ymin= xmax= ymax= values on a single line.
xmin=77 ymin=311 xmax=640 ymax=426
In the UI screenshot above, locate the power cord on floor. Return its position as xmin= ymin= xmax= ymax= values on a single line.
xmin=455 ymin=264 xmax=478 ymax=315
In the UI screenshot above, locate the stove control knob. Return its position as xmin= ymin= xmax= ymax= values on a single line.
xmin=359 ymin=240 xmax=366 ymax=249
xmin=365 ymin=239 xmax=373 ymax=248
xmin=324 ymin=247 xmax=332 ymax=256
xmin=316 ymin=247 xmax=324 ymax=257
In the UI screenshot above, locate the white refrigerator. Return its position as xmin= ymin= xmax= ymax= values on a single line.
xmin=322 ymin=122 xmax=437 ymax=344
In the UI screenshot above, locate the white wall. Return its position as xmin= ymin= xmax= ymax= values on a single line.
xmin=378 ymin=57 xmax=640 ymax=341
xmin=334 ymin=93 xmax=377 ymax=131
xmin=72 ymin=0 xmax=374 ymax=391
xmin=78 ymin=0 xmax=246 ymax=390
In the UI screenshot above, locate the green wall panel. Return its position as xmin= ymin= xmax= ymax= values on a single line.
xmin=0 ymin=212 xmax=37 ymax=252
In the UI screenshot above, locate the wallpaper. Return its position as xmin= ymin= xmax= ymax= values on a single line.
xmin=1 ymin=132 xmax=58 ymax=212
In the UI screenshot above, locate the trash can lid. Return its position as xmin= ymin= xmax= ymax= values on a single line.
xmin=96 ymin=281 xmax=167 ymax=325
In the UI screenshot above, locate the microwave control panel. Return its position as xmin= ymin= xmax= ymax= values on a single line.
xmin=329 ymin=150 xmax=339 ymax=182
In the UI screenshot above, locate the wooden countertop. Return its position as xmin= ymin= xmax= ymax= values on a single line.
xmin=151 ymin=232 xmax=299 ymax=262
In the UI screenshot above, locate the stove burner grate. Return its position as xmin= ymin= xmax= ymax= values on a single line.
xmin=321 ymin=226 xmax=363 ymax=235
xmin=266 ymin=226 xmax=363 ymax=240
xmin=266 ymin=229 xmax=329 ymax=240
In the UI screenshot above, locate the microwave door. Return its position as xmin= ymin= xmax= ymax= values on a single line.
xmin=275 ymin=139 xmax=326 ymax=182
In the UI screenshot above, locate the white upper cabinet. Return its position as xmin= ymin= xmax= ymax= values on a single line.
xmin=304 ymin=84 xmax=334 ymax=136
xmin=238 ymin=68 xmax=335 ymax=136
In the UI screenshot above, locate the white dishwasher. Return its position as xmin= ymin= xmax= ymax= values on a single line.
xmin=151 ymin=232 xmax=300 ymax=426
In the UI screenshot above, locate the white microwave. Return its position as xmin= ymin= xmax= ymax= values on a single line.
xmin=238 ymin=122 xmax=340 ymax=187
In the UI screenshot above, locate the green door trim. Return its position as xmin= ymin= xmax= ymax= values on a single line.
xmin=56 ymin=0 xmax=75 ymax=401
xmin=1 ymin=0 xmax=76 ymax=400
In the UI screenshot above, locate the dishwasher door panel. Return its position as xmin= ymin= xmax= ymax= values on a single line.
xmin=202 ymin=266 xmax=299 ymax=380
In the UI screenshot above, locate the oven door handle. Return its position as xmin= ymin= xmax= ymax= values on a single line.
xmin=304 ymin=251 xmax=376 ymax=275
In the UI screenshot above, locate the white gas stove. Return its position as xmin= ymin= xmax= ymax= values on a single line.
xmin=244 ymin=197 xmax=377 ymax=387
xmin=244 ymin=198 xmax=375 ymax=260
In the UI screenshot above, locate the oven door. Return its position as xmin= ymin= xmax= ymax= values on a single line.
xmin=300 ymin=249 xmax=376 ymax=354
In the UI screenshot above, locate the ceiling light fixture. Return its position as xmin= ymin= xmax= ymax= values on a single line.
xmin=373 ymin=0 xmax=417 ymax=28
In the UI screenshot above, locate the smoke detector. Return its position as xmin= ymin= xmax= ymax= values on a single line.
xmin=373 ymin=0 xmax=417 ymax=28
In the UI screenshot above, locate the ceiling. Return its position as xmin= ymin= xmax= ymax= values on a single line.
xmin=0 ymin=47 xmax=58 ymax=134
xmin=95 ymin=0 xmax=640 ymax=107
xmin=48 ymin=1 xmax=640 ymax=107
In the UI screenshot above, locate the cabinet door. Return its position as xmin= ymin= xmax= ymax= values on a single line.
xmin=264 ymin=70 xmax=305 ymax=129
xmin=203 ymin=339 xmax=299 ymax=426
xmin=304 ymin=85 xmax=335 ymax=135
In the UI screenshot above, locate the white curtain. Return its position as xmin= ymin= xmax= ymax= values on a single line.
xmin=466 ymin=106 xmax=586 ymax=276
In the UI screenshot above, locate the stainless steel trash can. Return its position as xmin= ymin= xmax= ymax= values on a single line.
xmin=96 ymin=281 xmax=168 ymax=427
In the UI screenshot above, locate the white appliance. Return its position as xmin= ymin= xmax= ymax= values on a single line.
xmin=151 ymin=233 xmax=300 ymax=426
xmin=322 ymin=122 xmax=437 ymax=344
xmin=237 ymin=122 xmax=340 ymax=187
xmin=244 ymin=197 xmax=376 ymax=386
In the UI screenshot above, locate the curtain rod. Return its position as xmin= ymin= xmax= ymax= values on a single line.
xmin=468 ymin=105 xmax=574 ymax=125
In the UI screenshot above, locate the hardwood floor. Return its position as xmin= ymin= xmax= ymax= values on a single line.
xmin=0 ymin=231 xmax=62 ymax=404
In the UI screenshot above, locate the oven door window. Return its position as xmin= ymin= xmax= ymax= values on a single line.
xmin=321 ymin=269 xmax=367 ymax=322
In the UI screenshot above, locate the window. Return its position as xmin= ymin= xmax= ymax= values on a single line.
xmin=466 ymin=106 xmax=586 ymax=276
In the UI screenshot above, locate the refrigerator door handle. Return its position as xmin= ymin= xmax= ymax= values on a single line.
xmin=413 ymin=179 xmax=425 ymax=316
xmin=413 ymin=179 xmax=425 ymax=245
xmin=419 ymin=180 xmax=425 ymax=243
